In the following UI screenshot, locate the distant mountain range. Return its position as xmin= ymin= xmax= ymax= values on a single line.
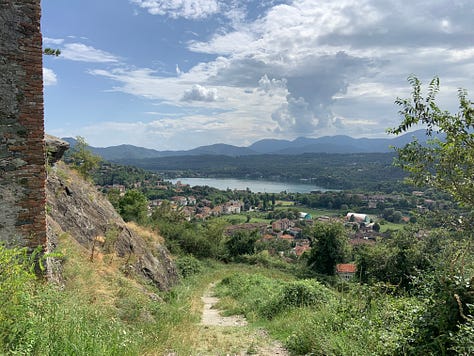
xmin=63 ymin=129 xmax=433 ymax=161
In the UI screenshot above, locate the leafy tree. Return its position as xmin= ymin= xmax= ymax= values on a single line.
xmin=118 ymin=189 xmax=148 ymax=224
xmin=69 ymin=136 xmax=101 ymax=180
xmin=307 ymin=222 xmax=348 ymax=275
xmin=389 ymin=76 xmax=474 ymax=353
xmin=43 ymin=47 xmax=61 ymax=56
xmin=388 ymin=75 xmax=474 ymax=209
xmin=106 ymin=188 xmax=121 ymax=211
xmin=151 ymin=200 xmax=185 ymax=224
xmin=202 ymin=220 xmax=227 ymax=259
xmin=392 ymin=210 xmax=403 ymax=223
xmin=226 ymin=230 xmax=259 ymax=257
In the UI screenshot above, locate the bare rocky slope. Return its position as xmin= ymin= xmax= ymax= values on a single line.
xmin=45 ymin=136 xmax=178 ymax=290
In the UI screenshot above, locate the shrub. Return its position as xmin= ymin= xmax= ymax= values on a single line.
xmin=261 ymin=279 xmax=330 ymax=319
xmin=175 ymin=255 xmax=204 ymax=278
xmin=450 ymin=316 xmax=474 ymax=356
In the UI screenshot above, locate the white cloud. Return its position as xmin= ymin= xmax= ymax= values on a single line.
xmin=131 ymin=0 xmax=220 ymax=19
xmin=181 ymin=84 xmax=218 ymax=102
xmin=43 ymin=68 xmax=57 ymax=86
xmin=43 ymin=37 xmax=64 ymax=45
xmin=258 ymin=75 xmax=287 ymax=94
xmin=61 ymin=43 xmax=119 ymax=63
xmin=76 ymin=110 xmax=274 ymax=150
xmin=84 ymin=0 xmax=474 ymax=147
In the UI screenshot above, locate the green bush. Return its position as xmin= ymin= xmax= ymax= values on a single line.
xmin=175 ymin=255 xmax=204 ymax=278
xmin=450 ymin=316 xmax=474 ymax=356
xmin=216 ymin=273 xmax=285 ymax=319
xmin=234 ymin=251 xmax=301 ymax=274
xmin=261 ymin=279 xmax=330 ymax=319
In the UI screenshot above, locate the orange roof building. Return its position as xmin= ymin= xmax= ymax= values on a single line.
xmin=336 ymin=263 xmax=357 ymax=280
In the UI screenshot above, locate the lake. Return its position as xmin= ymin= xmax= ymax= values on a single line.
xmin=168 ymin=177 xmax=334 ymax=193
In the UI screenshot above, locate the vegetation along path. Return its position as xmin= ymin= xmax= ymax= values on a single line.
xmin=194 ymin=282 xmax=288 ymax=356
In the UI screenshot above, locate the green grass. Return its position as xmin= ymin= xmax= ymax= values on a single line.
xmin=210 ymin=214 xmax=271 ymax=225
xmin=379 ymin=221 xmax=405 ymax=232
xmin=214 ymin=271 xmax=423 ymax=356
xmin=0 ymin=237 xmax=297 ymax=355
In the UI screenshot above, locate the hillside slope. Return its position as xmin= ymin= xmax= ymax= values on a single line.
xmin=46 ymin=161 xmax=178 ymax=290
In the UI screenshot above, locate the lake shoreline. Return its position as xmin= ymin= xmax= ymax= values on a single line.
xmin=168 ymin=177 xmax=337 ymax=194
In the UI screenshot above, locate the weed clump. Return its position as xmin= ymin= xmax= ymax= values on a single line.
xmin=261 ymin=279 xmax=330 ymax=319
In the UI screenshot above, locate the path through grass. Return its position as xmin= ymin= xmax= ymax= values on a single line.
xmin=162 ymin=263 xmax=292 ymax=355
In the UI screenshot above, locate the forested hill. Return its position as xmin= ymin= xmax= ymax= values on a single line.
xmin=63 ymin=129 xmax=435 ymax=161
xmin=112 ymin=152 xmax=407 ymax=192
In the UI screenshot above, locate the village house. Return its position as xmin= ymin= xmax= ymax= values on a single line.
xmin=211 ymin=205 xmax=223 ymax=216
xmin=287 ymin=226 xmax=302 ymax=238
xmin=279 ymin=233 xmax=294 ymax=242
xmin=336 ymin=263 xmax=357 ymax=281
xmin=293 ymin=240 xmax=311 ymax=257
xmin=174 ymin=180 xmax=189 ymax=188
xmin=149 ymin=199 xmax=163 ymax=208
xmin=112 ymin=184 xmax=126 ymax=196
xmin=362 ymin=194 xmax=388 ymax=203
xmin=223 ymin=200 xmax=243 ymax=214
xmin=197 ymin=206 xmax=212 ymax=217
xmin=182 ymin=206 xmax=195 ymax=221
xmin=171 ymin=196 xmax=188 ymax=206
xmin=272 ymin=218 xmax=293 ymax=232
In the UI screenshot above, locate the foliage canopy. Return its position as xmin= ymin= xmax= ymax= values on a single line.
xmin=70 ymin=136 xmax=102 ymax=180
xmin=388 ymin=75 xmax=474 ymax=209
xmin=307 ymin=222 xmax=348 ymax=275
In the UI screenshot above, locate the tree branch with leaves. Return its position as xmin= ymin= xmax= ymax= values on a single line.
xmin=388 ymin=75 xmax=474 ymax=208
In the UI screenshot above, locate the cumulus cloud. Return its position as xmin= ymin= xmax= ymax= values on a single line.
xmin=88 ymin=0 xmax=474 ymax=146
xmin=61 ymin=43 xmax=119 ymax=63
xmin=131 ymin=0 xmax=220 ymax=19
xmin=181 ymin=84 xmax=218 ymax=102
xmin=271 ymin=96 xmax=314 ymax=134
xmin=43 ymin=68 xmax=57 ymax=86
xmin=258 ymin=74 xmax=287 ymax=93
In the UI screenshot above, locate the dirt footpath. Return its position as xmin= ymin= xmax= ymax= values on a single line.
xmin=197 ymin=283 xmax=288 ymax=356
xmin=200 ymin=284 xmax=247 ymax=327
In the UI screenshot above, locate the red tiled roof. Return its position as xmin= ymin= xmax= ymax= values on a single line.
xmin=336 ymin=263 xmax=357 ymax=273
xmin=294 ymin=245 xmax=311 ymax=256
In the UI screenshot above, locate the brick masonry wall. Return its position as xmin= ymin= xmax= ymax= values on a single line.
xmin=0 ymin=0 xmax=47 ymax=247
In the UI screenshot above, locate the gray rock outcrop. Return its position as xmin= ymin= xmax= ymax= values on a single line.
xmin=46 ymin=159 xmax=179 ymax=291
xmin=45 ymin=134 xmax=70 ymax=165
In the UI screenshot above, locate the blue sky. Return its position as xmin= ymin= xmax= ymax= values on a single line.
xmin=42 ymin=0 xmax=474 ymax=150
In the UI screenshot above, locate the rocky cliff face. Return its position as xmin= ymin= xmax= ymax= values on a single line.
xmin=45 ymin=138 xmax=178 ymax=291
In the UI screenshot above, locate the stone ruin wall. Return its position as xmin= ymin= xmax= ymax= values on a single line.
xmin=0 ymin=0 xmax=47 ymax=248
